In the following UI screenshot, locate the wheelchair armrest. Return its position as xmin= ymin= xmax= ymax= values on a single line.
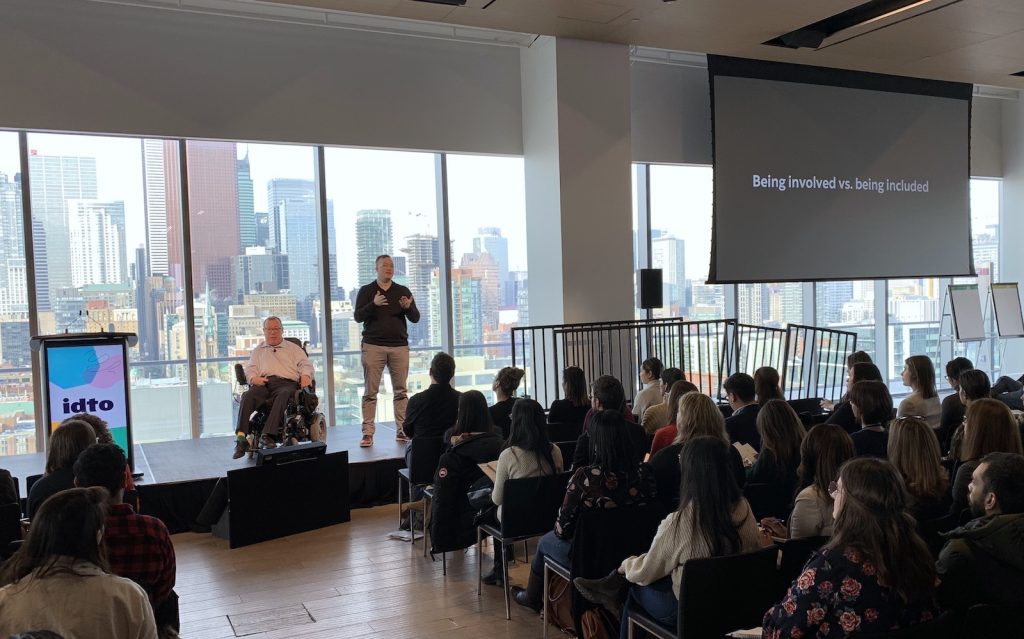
xmin=234 ymin=363 xmax=248 ymax=386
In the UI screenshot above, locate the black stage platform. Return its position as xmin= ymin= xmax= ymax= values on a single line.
xmin=2 ymin=424 xmax=407 ymax=534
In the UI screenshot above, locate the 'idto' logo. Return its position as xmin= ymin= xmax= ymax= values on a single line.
xmin=62 ymin=398 xmax=114 ymax=413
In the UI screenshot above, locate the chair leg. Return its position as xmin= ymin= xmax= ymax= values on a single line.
xmin=523 ymin=539 xmax=529 ymax=563
xmin=422 ymin=497 xmax=429 ymax=557
xmin=627 ymin=615 xmax=636 ymax=639
xmin=477 ymin=528 xmax=483 ymax=597
xmin=502 ymin=542 xmax=511 ymax=620
xmin=397 ymin=476 xmax=404 ymax=529
xmin=442 ymin=551 xmax=447 ymax=575
xmin=542 ymin=563 xmax=549 ymax=639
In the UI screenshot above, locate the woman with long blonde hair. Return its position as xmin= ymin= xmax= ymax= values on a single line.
xmin=650 ymin=393 xmax=744 ymax=508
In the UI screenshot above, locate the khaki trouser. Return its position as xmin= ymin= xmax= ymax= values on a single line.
xmin=361 ymin=343 xmax=410 ymax=436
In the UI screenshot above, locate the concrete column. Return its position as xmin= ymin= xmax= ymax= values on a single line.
xmin=522 ymin=37 xmax=634 ymax=327
xmin=999 ymin=96 xmax=1024 ymax=374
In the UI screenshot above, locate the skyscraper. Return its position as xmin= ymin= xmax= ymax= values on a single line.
xmin=141 ymin=139 xmax=171 ymax=277
xmin=267 ymin=179 xmax=319 ymax=320
xmin=67 ymin=200 xmax=127 ymax=287
xmin=356 ymin=209 xmax=392 ymax=286
xmin=0 ymin=172 xmax=27 ymax=313
xmin=28 ymin=153 xmax=98 ymax=306
xmin=237 ymin=151 xmax=256 ymax=251
xmin=651 ymin=235 xmax=686 ymax=315
xmin=173 ymin=141 xmax=240 ymax=303
xmin=401 ymin=233 xmax=438 ymax=345
xmin=473 ymin=227 xmax=510 ymax=306
xmin=459 ymin=251 xmax=500 ymax=331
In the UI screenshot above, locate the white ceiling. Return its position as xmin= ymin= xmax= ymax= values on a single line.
xmin=249 ymin=0 xmax=1024 ymax=89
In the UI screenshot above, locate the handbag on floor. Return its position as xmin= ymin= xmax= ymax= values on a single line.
xmin=546 ymin=571 xmax=576 ymax=635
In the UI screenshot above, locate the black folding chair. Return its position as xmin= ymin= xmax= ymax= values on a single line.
xmin=543 ymin=503 xmax=666 ymax=639
xmin=626 ymin=546 xmax=779 ymax=639
xmin=776 ymin=536 xmax=829 ymax=599
xmin=0 ymin=502 xmax=22 ymax=560
xmin=547 ymin=421 xmax=584 ymax=443
xmin=476 ymin=471 xmax=572 ymax=619
xmin=743 ymin=482 xmax=792 ymax=521
xmin=960 ymin=604 xmax=1015 ymax=639
xmin=397 ymin=436 xmax=445 ymax=556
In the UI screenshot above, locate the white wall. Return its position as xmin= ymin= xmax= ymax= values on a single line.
xmin=972 ymin=97 xmax=1003 ymax=178
xmin=0 ymin=0 xmax=523 ymax=155
xmin=999 ymin=97 xmax=1024 ymax=374
xmin=631 ymin=62 xmax=712 ymax=165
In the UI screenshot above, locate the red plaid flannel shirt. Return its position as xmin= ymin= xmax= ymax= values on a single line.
xmin=105 ymin=503 xmax=176 ymax=607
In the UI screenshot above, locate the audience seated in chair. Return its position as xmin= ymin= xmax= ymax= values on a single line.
xmin=825 ymin=362 xmax=883 ymax=435
xmin=762 ymin=458 xmax=940 ymax=638
xmin=428 ymin=404 xmax=503 ymax=555
xmin=649 ymin=392 xmax=744 ymax=511
xmin=949 ymin=369 xmax=993 ymax=462
xmin=939 ymin=357 xmax=973 ymax=451
xmin=572 ymin=376 xmax=646 ymax=469
xmin=547 ymin=366 xmax=591 ymax=426
xmin=648 ymin=380 xmax=698 ymax=457
xmin=489 ymin=366 xmax=525 ymax=439
xmin=754 ymin=366 xmax=784 ymax=405
xmin=0 ymin=487 xmax=158 ymax=639
xmin=403 ymin=352 xmax=461 ymax=448
xmin=575 ymin=436 xmax=763 ymax=639
xmin=73 ymin=443 xmax=178 ymax=636
xmin=723 ymin=373 xmax=762 ymax=450
xmin=761 ymin=424 xmax=855 ymax=540
xmin=482 ymin=398 xmax=564 ymax=586
xmin=897 ymin=355 xmax=941 ymax=430
xmin=442 ymin=390 xmax=495 ymax=451
xmin=27 ymin=420 xmax=96 ymax=519
xmin=67 ymin=412 xmax=137 ymax=503
xmin=746 ymin=400 xmax=806 ymax=495
xmin=888 ymin=417 xmax=951 ymax=522
xmin=949 ymin=399 xmax=1022 ymax=516
xmin=632 ymin=357 xmax=664 ymax=421
xmin=937 ymin=451 xmax=1024 ymax=611
xmin=820 ymin=351 xmax=873 ymax=415
xmin=849 ymin=380 xmax=893 ymax=459
xmin=640 ymin=367 xmax=684 ymax=435
xmin=512 ymin=409 xmax=655 ymax=612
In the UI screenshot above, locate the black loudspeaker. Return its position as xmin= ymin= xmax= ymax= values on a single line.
xmin=639 ymin=269 xmax=663 ymax=309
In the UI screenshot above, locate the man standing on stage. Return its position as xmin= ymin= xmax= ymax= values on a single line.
xmin=355 ymin=254 xmax=420 ymax=447
xmin=233 ymin=316 xmax=313 ymax=459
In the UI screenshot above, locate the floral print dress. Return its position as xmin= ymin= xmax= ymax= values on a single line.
xmin=762 ymin=547 xmax=939 ymax=638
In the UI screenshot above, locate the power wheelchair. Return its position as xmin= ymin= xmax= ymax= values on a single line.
xmin=233 ymin=337 xmax=327 ymax=459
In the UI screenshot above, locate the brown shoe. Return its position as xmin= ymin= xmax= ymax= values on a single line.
xmin=232 ymin=438 xmax=249 ymax=459
xmin=360 ymin=435 xmax=373 ymax=448
xmin=260 ymin=434 xmax=278 ymax=449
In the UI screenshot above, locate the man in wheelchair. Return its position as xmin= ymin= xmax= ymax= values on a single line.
xmin=233 ymin=316 xmax=315 ymax=459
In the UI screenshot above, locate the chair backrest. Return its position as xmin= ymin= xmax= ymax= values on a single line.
xmin=777 ymin=536 xmax=829 ymax=598
xmin=916 ymin=512 xmax=959 ymax=559
xmin=961 ymin=604 xmax=1015 ymax=639
xmin=547 ymin=421 xmax=584 ymax=443
xmin=553 ymin=440 xmax=577 ymax=465
xmin=850 ymin=611 xmax=961 ymax=638
xmin=498 ymin=471 xmax=572 ymax=539
xmin=679 ymin=546 xmax=780 ymax=637
xmin=284 ymin=337 xmax=306 ymax=353
xmin=26 ymin=473 xmax=42 ymax=494
xmin=408 ymin=437 xmax=446 ymax=485
xmin=787 ymin=398 xmax=823 ymax=416
xmin=0 ymin=502 xmax=22 ymax=558
xmin=743 ymin=482 xmax=792 ymax=520
xmin=234 ymin=363 xmax=248 ymax=385
xmin=570 ymin=503 xmax=666 ymax=634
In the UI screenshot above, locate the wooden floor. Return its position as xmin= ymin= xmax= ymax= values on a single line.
xmin=174 ymin=503 xmax=548 ymax=639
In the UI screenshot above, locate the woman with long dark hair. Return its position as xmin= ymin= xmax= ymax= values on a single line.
xmin=0 ymin=487 xmax=157 ymax=638
xmin=825 ymin=363 xmax=883 ymax=434
xmin=27 ymin=419 xmax=96 ymax=518
xmin=897 ymin=355 xmax=941 ymax=429
xmin=761 ymin=423 xmax=855 ymax=540
xmin=763 ymin=458 xmax=939 ymax=637
xmin=754 ymin=367 xmax=784 ymax=405
xmin=512 ymin=410 xmax=654 ymax=611
xmin=548 ymin=366 xmax=590 ymax=424
xmin=576 ymin=436 xmax=763 ymax=637
xmin=949 ymin=398 xmax=1023 ymax=515
xmin=747 ymin=399 xmax=806 ymax=492
xmin=483 ymin=398 xmax=564 ymax=586
xmin=443 ymin=389 xmax=494 ymax=449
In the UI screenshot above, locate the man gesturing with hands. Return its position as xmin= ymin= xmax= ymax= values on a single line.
xmin=355 ymin=254 xmax=420 ymax=447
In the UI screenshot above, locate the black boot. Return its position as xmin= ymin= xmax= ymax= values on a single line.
xmin=512 ymin=569 xmax=543 ymax=612
xmin=482 ymin=543 xmax=507 ymax=586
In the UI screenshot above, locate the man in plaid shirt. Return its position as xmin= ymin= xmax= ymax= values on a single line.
xmin=74 ymin=443 xmax=178 ymax=631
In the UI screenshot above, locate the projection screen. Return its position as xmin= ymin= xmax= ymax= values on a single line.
xmin=708 ymin=56 xmax=974 ymax=283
